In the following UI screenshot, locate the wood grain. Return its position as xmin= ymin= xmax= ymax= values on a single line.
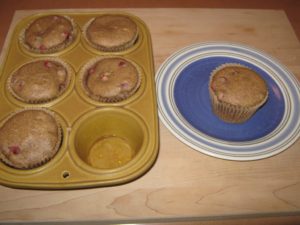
xmin=0 ymin=0 xmax=300 ymax=52
xmin=0 ymin=8 xmax=300 ymax=224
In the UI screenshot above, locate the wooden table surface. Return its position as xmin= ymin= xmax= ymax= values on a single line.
xmin=1 ymin=1 xmax=300 ymax=225
xmin=0 ymin=0 xmax=300 ymax=51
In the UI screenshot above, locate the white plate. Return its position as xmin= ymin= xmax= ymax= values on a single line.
xmin=156 ymin=42 xmax=300 ymax=160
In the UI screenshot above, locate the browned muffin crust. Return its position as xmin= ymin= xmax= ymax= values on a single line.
xmin=210 ymin=65 xmax=268 ymax=107
xmin=9 ymin=60 xmax=69 ymax=103
xmin=85 ymin=15 xmax=138 ymax=51
xmin=24 ymin=15 xmax=75 ymax=53
xmin=0 ymin=110 xmax=61 ymax=169
xmin=83 ymin=57 xmax=140 ymax=102
xmin=209 ymin=64 xmax=268 ymax=123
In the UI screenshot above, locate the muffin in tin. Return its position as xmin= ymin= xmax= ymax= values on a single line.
xmin=0 ymin=109 xmax=62 ymax=169
xmin=21 ymin=15 xmax=77 ymax=54
xmin=81 ymin=57 xmax=141 ymax=103
xmin=8 ymin=58 xmax=71 ymax=104
xmin=209 ymin=64 xmax=268 ymax=123
xmin=84 ymin=14 xmax=138 ymax=52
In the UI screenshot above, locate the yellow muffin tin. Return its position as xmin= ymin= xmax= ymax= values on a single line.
xmin=0 ymin=11 xmax=159 ymax=189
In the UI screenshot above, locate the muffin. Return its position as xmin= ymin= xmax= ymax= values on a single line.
xmin=81 ymin=57 xmax=141 ymax=102
xmin=209 ymin=64 xmax=268 ymax=123
xmin=0 ymin=109 xmax=62 ymax=169
xmin=84 ymin=14 xmax=138 ymax=51
xmin=8 ymin=59 xmax=71 ymax=104
xmin=21 ymin=15 xmax=76 ymax=53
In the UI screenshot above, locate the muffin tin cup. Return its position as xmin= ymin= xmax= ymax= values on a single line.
xmin=0 ymin=11 xmax=158 ymax=189
xmin=69 ymin=108 xmax=149 ymax=173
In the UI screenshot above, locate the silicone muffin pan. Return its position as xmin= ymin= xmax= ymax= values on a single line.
xmin=0 ymin=11 xmax=159 ymax=189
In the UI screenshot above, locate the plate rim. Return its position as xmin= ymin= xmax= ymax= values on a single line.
xmin=156 ymin=42 xmax=300 ymax=161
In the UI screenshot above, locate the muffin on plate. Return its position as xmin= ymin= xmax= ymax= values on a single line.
xmin=209 ymin=64 xmax=268 ymax=123
xmin=81 ymin=57 xmax=141 ymax=103
xmin=8 ymin=58 xmax=71 ymax=104
xmin=0 ymin=109 xmax=62 ymax=169
xmin=21 ymin=15 xmax=77 ymax=53
xmin=84 ymin=14 xmax=138 ymax=52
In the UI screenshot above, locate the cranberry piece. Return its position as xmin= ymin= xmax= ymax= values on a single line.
xmin=118 ymin=61 xmax=127 ymax=67
xmin=8 ymin=146 xmax=21 ymax=155
xmin=44 ymin=61 xmax=52 ymax=68
xmin=88 ymin=68 xmax=95 ymax=75
xmin=63 ymin=31 xmax=71 ymax=40
xmin=211 ymin=82 xmax=217 ymax=91
xmin=120 ymin=81 xmax=129 ymax=89
xmin=58 ymin=83 xmax=65 ymax=91
xmin=39 ymin=45 xmax=47 ymax=51
xmin=16 ymin=80 xmax=25 ymax=90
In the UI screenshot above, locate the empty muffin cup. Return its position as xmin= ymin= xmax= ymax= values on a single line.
xmin=70 ymin=108 xmax=147 ymax=171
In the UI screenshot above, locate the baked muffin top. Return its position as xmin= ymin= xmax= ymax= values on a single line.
xmin=210 ymin=65 xmax=268 ymax=107
xmin=24 ymin=15 xmax=74 ymax=52
xmin=0 ymin=110 xmax=61 ymax=169
xmin=10 ymin=60 xmax=69 ymax=103
xmin=84 ymin=57 xmax=140 ymax=100
xmin=86 ymin=15 xmax=138 ymax=51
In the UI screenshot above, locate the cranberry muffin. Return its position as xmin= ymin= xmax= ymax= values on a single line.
xmin=209 ymin=64 xmax=268 ymax=123
xmin=22 ymin=15 xmax=76 ymax=53
xmin=0 ymin=109 xmax=62 ymax=169
xmin=84 ymin=14 xmax=138 ymax=51
xmin=8 ymin=59 xmax=71 ymax=104
xmin=81 ymin=57 xmax=141 ymax=102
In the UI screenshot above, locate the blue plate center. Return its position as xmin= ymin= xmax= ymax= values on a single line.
xmin=174 ymin=56 xmax=285 ymax=142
